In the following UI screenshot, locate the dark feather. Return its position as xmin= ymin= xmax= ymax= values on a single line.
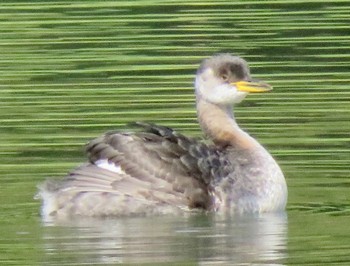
xmin=83 ymin=122 xmax=232 ymax=210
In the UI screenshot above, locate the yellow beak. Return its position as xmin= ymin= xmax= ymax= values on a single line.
xmin=232 ymin=81 xmax=273 ymax=93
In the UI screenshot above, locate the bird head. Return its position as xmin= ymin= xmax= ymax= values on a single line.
xmin=195 ymin=54 xmax=272 ymax=105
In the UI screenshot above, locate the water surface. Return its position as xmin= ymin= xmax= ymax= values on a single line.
xmin=1 ymin=0 xmax=349 ymax=265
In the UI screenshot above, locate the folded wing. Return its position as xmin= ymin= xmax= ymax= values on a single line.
xmin=40 ymin=122 xmax=232 ymax=218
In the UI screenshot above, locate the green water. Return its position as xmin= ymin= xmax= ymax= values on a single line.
xmin=1 ymin=0 xmax=350 ymax=265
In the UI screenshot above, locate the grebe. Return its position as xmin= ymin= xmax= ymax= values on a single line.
xmin=36 ymin=54 xmax=287 ymax=221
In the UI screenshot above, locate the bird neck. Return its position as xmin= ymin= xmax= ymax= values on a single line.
xmin=196 ymin=97 xmax=257 ymax=150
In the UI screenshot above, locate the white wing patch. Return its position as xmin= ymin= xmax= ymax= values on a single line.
xmin=95 ymin=159 xmax=124 ymax=174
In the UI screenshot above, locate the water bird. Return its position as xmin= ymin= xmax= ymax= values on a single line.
xmin=36 ymin=54 xmax=287 ymax=221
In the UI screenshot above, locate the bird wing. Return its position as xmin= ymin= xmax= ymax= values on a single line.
xmin=67 ymin=122 xmax=231 ymax=212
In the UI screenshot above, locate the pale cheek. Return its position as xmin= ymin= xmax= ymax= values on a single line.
xmin=211 ymin=84 xmax=248 ymax=104
xmin=195 ymin=70 xmax=248 ymax=105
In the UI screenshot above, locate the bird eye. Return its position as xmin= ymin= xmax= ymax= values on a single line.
xmin=221 ymin=74 xmax=229 ymax=82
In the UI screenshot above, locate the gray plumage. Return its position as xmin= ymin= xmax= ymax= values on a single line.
xmin=36 ymin=54 xmax=287 ymax=221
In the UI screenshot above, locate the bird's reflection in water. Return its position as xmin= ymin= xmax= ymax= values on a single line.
xmin=41 ymin=212 xmax=287 ymax=265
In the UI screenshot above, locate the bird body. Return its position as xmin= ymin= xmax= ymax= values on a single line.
xmin=36 ymin=54 xmax=287 ymax=221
